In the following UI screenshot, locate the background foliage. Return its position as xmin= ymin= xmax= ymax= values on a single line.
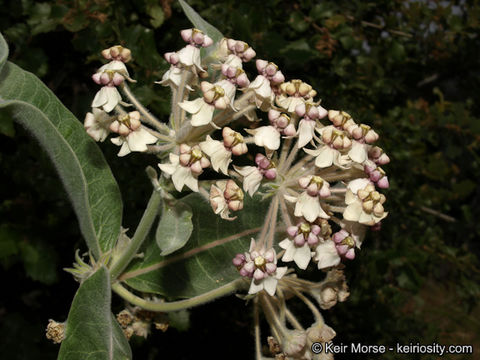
xmin=0 ymin=0 xmax=479 ymax=359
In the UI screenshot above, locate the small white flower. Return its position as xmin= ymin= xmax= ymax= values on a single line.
xmin=297 ymin=118 xmax=317 ymax=148
xmin=199 ymin=135 xmax=232 ymax=175
xmin=343 ymin=179 xmax=388 ymax=225
xmin=91 ymin=86 xmax=122 ymax=112
xmin=314 ymin=240 xmax=341 ymax=269
xmin=158 ymin=65 xmax=183 ymax=87
xmin=279 ymin=238 xmax=312 ymax=270
xmin=179 ymin=98 xmax=215 ymax=127
xmin=245 ymin=125 xmax=281 ymax=151
xmin=348 ymin=140 xmax=368 ymax=164
xmin=110 ymin=127 xmax=157 ymax=157
xmin=248 ymin=75 xmax=273 ymax=109
xmin=84 ymin=108 xmax=112 ymax=142
xmin=209 ymin=180 xmax=243 ymax=220
xmin=233 ymin=166 xmax=263 ymax=196
xmin=158 ymin=153 xmax=199 ymax=192
xmin=177 ymin=44 xmax=203 ymax=71
xmin=293 ymin=192 xmax=330 ymax=222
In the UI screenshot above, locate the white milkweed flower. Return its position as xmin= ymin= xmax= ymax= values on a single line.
xmin=233 ymin=239 xmax=288 ymax=296
xmin=83 ymin=108 xmax=113 ymax=142
xmin=276 ymin=79 xmax=316 ymax=113
xmin=343 ymin=178 xmax=388 ymax=225
xmin=209 ymin=180 xmax=244 ymax=220
xmin=304 ymin=126 xmax=352 ymax=168
xmin=109 ymin=111 xmax=158 ymax=157
xmin=158 ymin=144 xmax=210 ymax=192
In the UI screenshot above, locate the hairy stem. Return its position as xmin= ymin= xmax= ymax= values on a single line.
xmin=121 ymin=84 xmax=169 ymax=133
xmin=254 ymin=299 xmax=263 ymax=360
xmin=111 ymin=279 xmax=246 ymax=312
xmin=109 ymin=189 xmax=162 ymax=279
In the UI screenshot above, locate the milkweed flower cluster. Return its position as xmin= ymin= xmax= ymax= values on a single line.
xmin=83 ymin=27 xmax=390 ymax=359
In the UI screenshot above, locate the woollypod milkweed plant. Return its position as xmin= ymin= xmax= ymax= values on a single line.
xmin=0 ymin=1 xmax=390 ymax=359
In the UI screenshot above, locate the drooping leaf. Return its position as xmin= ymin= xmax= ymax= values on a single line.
xmin=156 ymin=201 xmax=193 ymax=256
xmin=179 ymin=0 xmax=224 ymax=46
xmin=121 ymin=193 xmax=266 ymax=298
xmin=0 ymin=33 xmax=123 ymax=258
xmin=58 ymin=266 xmax=132 ymax=360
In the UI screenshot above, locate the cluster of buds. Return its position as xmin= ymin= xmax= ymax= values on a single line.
xmin=268 ymin=109 xmax=296 ymax=136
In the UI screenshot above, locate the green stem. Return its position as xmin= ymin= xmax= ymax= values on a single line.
xmin=109 ymin=190 xmax=162 ymax=280
xmin=111 ymin=279 xmax=246 ymax=312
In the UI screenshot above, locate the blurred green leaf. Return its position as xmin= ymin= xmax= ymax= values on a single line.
xmin=156 ymin=201 xmax=193 ymax=256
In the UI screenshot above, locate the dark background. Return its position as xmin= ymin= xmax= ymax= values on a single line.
xmin=0 ymin=0 xmax=479 ymax=359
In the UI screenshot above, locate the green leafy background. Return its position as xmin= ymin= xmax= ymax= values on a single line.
xmin=0 ymin=0 xmax=479 ymax=359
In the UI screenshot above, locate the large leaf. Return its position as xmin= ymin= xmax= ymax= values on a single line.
xmin=156 ymin=201 xmax=193 ymax=256
xmin=179 ymin=0 xmax=224 ymax=46
xmin=0 ymin=31 xmax=7 ymax=72
xmin=0 ymin=33 xmax=122 ymax=257
xmin=58 ymin=266 xmax=132 ymax=360
xmin=121 ymin=193 xmax=266 ymax=298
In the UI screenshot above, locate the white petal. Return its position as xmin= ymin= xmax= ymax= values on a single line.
xmin=250 ymin=126 xmax=281 ymax=150
xmin=249 ymin=75 xmax=271 ymax=99
xmin=263 ymin=276 xmax=279 ymax=296
xmin=92 ymin=87 xmax=108 ymax=109
xmin=126 ymin=128 xmax=157 ymax=152
xmin=171 ymin=166 xmax=190 ymax=192
xmin=315 ymin=241 xmax=341 ymax=269
xmin=103 ymin=87 xmax=122 ymax=112
xmin=293 ymin=244 xmax=312 ymax=270
xmin=280 ymin=240 xmax=296 ymax=262
xmin=343 ymin=201 xmax=363 ymax=222
xmin=274 ymin=267 xmax=288 ymax=279
xmin=248 ymin=279 xmax=264 ymax=295
xmin=179 ymin=97 xmax=205 ymax=115
xmin=117 ymin=142 xmax=131 ymax=157
xmin=243 ymin=170 xmax=263 ymax=196
xmin=348 ymin=141 xmax=368 ymax=163
xmin=191 ymin=102 xmax=215 ymax=127
xmin=347 ymin=178 xmax=371 ymax=194
xmin=297 ymin=120 xmax=316 ymax=148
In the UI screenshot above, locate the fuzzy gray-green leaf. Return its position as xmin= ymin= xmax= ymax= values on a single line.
xmin=156 ymin=201 xmax=193 ymax=256
xmin=58 ymin=266 xmax=132 ymax=360
xmin=122 ymin=193 xmax=266 ymax=299
xmin=0 ymin=59 xmax=122 ymax=257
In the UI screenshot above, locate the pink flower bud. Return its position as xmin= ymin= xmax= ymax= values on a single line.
xmin=265 ymin=263 xmax=277 ymax=274
xmin=243 ymin=261 xmax=255 ymax=275
xmin=242 ymin=47 xmax=256 ymax=61
xmin=100 ymin=73 xmax=111 ymax=85
xmin=190 ymin=161 xmax=203 ymax=174
xmin=345 ymin=248 xmax=355 ymax=260
xmin=336 ymin=244 xmax=349 ymax=256
xmin=231 ymin=143 xmax=248 ymax=155
xmin=256 ymin=59 xmax=268 ymax=73
xmin=295 ymin=103 xmax=306 ymax=117
xmin=365 ymin=130 xmax=379 ymax=143
xmin=294 ymin=234 xmax=305 ymax=246
xmin=307 ymin=233 xmax=319 ymax=246
xmin=377 ymin=176 xmax=389 ymax=189
xmin=370 ymin=170 xmax=382 ymax=182
xmin=318 ymin=106 xmax=328 ymax=118
xmin=287 ymin=226 xmax=298 ymax=237
xmin=192 ymin=31 xmax=205 ymax=45
xmin=311 ymin=225 xmax=320 ymax=235
xmin=180 ymin=29 xmax=193 ymax=43
xmin=271 ymin=71 xmax=285 ymax=84
xmin=227 ymin=39 xmax=236 ymax=51
xmin=264 ymin=168 xmax=276 ymax=179
xmin=202 ymin=36 xmax=213 ymax=47
xmin=232 ymin=254 xmax=246 ymax=267
xmin=377 ymin=153 xmax=390 ymax=165
xmin=179 ymin=153 xmax=194 ymax=167
xmin=307 ymin=183 xmax=319 ymax=197
xmin=307 ymin=105 xmax=319 ymax=119
xmin=200 ymin=157 xmax=210 ymax=169
xmin=332 ymin=230 xmax=348 ymax=243
xmin=228 ymin=200 xmax=243 ymax=211
xmin=264 ymin=249 xmax=275 ymax=262
xmin=283 ymin=124 xmax=296 ymax=136
xmin=298 ymin=176 xmax=310 ymax=189
xmin=239 ymin=267 xmax=250 ymax=277
xmin=319 ymin=185 xmax=331 ymax=198
xmin=118 ymin=123 xmax=130 ymax=137
xmin=92 ymin=73 xmax=102 ymax=84
xmin=253 ymin=268 xmax=265 ymax=280
xmin=268 ymin=109 xmax=280 ymax=122
xmin=236 ymin=73 xmax=250 ymax=87
xmin=112 ymin=73 xmax=125 ymax=86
